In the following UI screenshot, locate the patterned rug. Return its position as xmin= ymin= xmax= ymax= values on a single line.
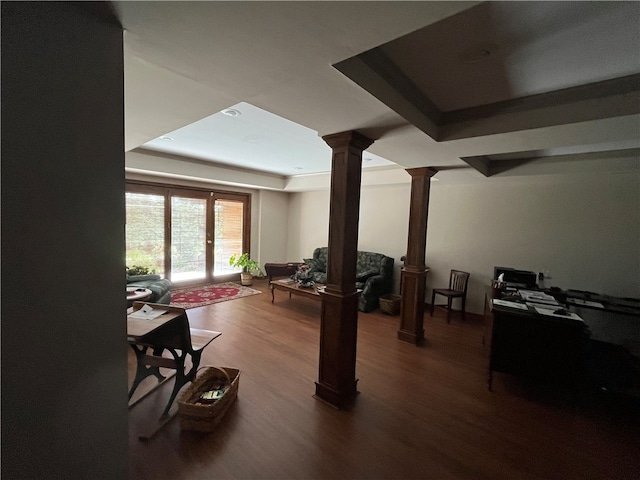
xmin=170 ymin=282 xmax=261 ymax=309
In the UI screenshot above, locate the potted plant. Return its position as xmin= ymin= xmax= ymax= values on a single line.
xmin=229 ymin=253 xmax=263 ymax=286
xmin=292 ymin=263 xmax=314 ymax=288
xmin=126 ymin=265 xmax=156 ymax=276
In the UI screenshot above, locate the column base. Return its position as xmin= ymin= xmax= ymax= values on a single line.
xmin=314 ymin=379 xmax=359 ymax=409
xmin=397 ymin=328 xmax=425 ymax=346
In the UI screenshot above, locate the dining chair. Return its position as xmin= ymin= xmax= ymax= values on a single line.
xmin=430 ymin=270 xmax=470 ymax=323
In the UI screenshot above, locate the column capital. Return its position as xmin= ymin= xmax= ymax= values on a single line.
xmin=406 ymin=167 xmax=438 ymax=178
xmin=322 ymin=130 xmax=374 ymax=151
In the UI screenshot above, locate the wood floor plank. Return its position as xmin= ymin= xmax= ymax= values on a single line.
xmin=128 ymin=279 xmax=640 ymax=480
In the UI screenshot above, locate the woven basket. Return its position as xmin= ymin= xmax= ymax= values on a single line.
xmin=379 ymin=294 xmax=401 ymax=315
xmin=178 ymin=366 xmax=240 ymax=432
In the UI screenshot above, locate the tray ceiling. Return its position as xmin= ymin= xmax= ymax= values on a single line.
xmin=117 ymin=1 xmax=640 ymax=186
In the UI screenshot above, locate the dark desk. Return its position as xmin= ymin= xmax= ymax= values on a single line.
xmin=563 ymin=291 xmax=640 ymax=398
xmin=485 ymin=293 xmax=588 ymax=394
xmin=485 ymin=288 xmax=640 ymax=400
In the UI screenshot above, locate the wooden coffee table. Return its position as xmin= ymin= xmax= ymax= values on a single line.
xmin=270 ymin=279 xmax=324 ymax=303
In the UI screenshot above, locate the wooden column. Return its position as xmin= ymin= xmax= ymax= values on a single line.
xmin=315 ymin=130 xmax=374 ymax=408
xmin=398 ymin=167 xmax=437 ymax=346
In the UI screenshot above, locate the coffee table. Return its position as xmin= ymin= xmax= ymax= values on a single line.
xmin=270 ymin=279 xmax=324 ymax=303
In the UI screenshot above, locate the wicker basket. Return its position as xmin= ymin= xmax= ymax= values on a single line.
xmin=379 ymin=294 xmax=401 ymax=315
xmin=178 ymin=366 xmax=240 ymax=432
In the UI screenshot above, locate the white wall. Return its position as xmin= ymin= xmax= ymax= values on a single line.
xmin=427 ymin=173 xmax=640 ymax=313
xmin=255 ymin=189 xmax=291 ymax=267
xmin=3 ymin=4 xmax=127 ymax=478
xmin=358 ymin=184 xmax=412 ymax=291
xmin=287 ymin=171 xmax=640 ymax=315
xmin=288 ymin=189 xmax=331 ymax=260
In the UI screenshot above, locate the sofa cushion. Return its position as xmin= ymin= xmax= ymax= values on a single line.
xmin=127 ymin=274 xmax=161 ymax=282
xmin=356 ymin=269 xmax=379 ymax=282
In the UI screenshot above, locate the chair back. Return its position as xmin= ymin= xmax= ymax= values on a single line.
xmin=449 ymin=270 xmax=470 ymax=293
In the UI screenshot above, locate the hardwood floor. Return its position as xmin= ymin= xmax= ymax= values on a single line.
xmin=128 ymin=279 xmax=639 ymax=480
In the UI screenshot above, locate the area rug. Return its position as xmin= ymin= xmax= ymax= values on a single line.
xmin=170 ymin=282 xmax=261 ymax=309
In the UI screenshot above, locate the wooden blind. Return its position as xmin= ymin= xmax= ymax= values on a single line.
xmin=214 ymin=198 xmax=244 ymax=274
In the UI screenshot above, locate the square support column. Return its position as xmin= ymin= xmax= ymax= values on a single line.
xmin=315 ymin=131 xmax=373 ymax=408
xmin=398 ymin=167 xmax=437 ymax=346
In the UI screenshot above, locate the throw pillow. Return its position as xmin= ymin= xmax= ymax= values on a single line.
xmin=304 ymin=258 xmax=322 ymax=273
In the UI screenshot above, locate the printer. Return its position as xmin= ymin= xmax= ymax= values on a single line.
xmin=493 ymin=266 xmax=538 ymax=288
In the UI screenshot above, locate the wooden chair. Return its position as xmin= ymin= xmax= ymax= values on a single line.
xmin=127 ymin=302 xmax=221 ymax=418
xmin=430 ymin=270 xmax=470 ymax=323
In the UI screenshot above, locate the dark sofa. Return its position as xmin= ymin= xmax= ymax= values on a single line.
xmin=305 ymin=247 xmax=394 ymax=312
xmin=126 ymin=274 xmax=172 ymax=304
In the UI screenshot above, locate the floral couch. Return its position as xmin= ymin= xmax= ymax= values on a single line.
xmin=305 ymin=247 xmax=394 ymax=312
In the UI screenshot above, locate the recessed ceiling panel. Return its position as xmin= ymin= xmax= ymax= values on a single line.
xmin=462 ymin=147 xmax=640 ymax=177
xmin=141 ymin=102 xmax=396 ymax=176
xmin=335 ymin=1 xmax=640 ymax=142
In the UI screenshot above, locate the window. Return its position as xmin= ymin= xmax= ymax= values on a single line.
xmin=125 ymin=192 xmax=165 ymax=276
xmin=125 ymin=182 xmax=250 ymax=285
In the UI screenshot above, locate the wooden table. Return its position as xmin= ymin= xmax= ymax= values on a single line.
xmin=126 ymin=287 xmax=152 ymax=307
xmin=270 ymin=279 xmax=324 ymax=303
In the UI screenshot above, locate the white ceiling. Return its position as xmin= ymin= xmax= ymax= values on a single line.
xmin=141 ymin=102 xmax=395 ymax=176
xmin=116 ymin=1 xmax=640 ymax=186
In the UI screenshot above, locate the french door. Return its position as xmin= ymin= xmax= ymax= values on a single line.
xmin=125 ymin=182 xmax=250 ymax=285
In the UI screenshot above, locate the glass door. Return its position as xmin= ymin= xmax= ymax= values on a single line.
xmin=170 ymin=195 xmax=208 ymax=282
xmin=125 ymin=182 xmax=251 ymax=286
xmin=213 ymin=197 xmax=246 ymax=276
